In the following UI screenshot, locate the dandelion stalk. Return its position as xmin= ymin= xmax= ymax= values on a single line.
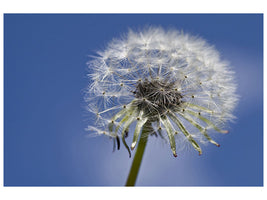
xmin=125 ymin=120 xmax=151 ymax=186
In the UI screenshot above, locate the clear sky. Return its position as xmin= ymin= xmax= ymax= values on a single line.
xmin=4 ymin=14 xmax=263 ymax=186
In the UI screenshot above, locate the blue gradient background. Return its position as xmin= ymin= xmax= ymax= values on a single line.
xmin=4 ymin=14 xmax=263 ymax=186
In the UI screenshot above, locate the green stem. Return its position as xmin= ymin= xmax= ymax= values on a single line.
xmin=125 ymin=121 xmax=151 ymax=186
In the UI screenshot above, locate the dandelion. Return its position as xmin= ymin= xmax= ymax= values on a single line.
xmin=85 ymin=27 xmax=238 ymax=186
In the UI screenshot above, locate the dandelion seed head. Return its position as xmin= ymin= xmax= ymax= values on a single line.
xmin=85 ymin=27 xmax=238 ymax=157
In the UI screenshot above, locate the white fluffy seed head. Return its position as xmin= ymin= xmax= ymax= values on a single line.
xmin=85 ymin=27 xmax=238 ymax=156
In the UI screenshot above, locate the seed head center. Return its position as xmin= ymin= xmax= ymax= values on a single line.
xmin=134 ymin=79 xmax=183 ymax=114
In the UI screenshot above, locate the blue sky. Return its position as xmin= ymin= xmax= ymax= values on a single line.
xmin=4 ymin=14 xmax=263 ymax=186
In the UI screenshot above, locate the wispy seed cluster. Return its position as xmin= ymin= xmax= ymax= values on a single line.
xmin=85 ymin=27 xmax=238 ymax=157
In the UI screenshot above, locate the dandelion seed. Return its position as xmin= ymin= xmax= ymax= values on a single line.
xmin=85 ymin=27 xmax=238 ymax=158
